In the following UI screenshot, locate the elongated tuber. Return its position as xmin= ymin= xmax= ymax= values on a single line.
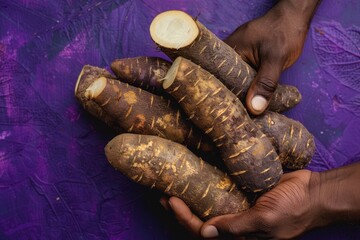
xmin=150 ymin=10 xmax=302 ymax=112
xmin=111 ymin=56 xmax=171 ymax=95
xmin=105 ymin=133 xmax=249 ymax=220
xmin=254 ymin=111 xmax=315 ymax=169
xmin=74 ymin=65 xmax=119 ymax=129
xmin=149 ymin=10 xmax=256 ymax=100
xmin=84 ymin=76 xmax=214 ymax=153
xmin=268 ymin=84 xmax=302 ymax=113
xmin=163 ymin=57 xmax=283 ymax=193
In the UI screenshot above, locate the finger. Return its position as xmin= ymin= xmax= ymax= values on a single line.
xmin=168 ymin=196 xmax=204 ymax=236
xmin=279 ymin=169 xmax=312 ymax=184
xmin=246 ymin=60 xmax=282 ymax=115
xmin=200 ymin=210 xmax=262 ymax=239
xmin=159 ymin=196 xmax=171 ymax=211
xmin=223 ymin=25 xmax=254 ymax=67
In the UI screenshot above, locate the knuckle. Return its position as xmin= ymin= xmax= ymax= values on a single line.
xmin=256 ymin=77 xmax=278 ymax=97
xmin=217 ymin=217 xmax=242 ymax=236
xmin=226 ymin=222 xmax=240 ymax=235
xmin=178 ymin=214 xmax=192 ymax=227
xmin=273 ymin=45 xmax=288 ymax=59
xmin=258 ymin=212 xmax=277 ymax=230
xmin=263 ymin=47 xmax=289 ymax=67
xmin=222 ymin=222 xmax=245 ymax=238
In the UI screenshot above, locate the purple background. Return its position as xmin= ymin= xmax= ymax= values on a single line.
xmin=1 ymin=0 xmax=359 ymax=239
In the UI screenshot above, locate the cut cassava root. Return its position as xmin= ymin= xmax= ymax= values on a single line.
xmin=163 ymin=57 xmax=283 ymax=193
xmin=75 ymin=65 xmax=119 ymax=129
xmin=105 ymin=133 xmax=249 ymax=220
xmin=150 ymin=10 xmax=302 ymax=113
xmin=85 ymin=76 xmax=215 ymax=153
xmin=150 ymin=10 xmax=256 ymax=101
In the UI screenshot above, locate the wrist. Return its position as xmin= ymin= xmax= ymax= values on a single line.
xmin=308 ymin=163 xmax=360 ymax=229
xmin=276 ymin=0 xmax=321 ymax=27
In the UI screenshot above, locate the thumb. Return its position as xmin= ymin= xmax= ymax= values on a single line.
xmin=200 ymin=210 xmax=262 ymax=239
xmin=246 ymin=61 xmax=282 ymax=115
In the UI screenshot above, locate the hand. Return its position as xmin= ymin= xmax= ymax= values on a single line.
xmin=165 ymin=170 xmax=323 ymax=239
xmin=163 ymin=160 xmax=360 ymax=239
xmin=224 ymin=0 xmax=320 ymax=115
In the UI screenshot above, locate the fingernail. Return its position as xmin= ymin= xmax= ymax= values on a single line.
xmin=251 ymin=95 xmax=267 ymax=112
xmin=159 ymin=198 xmax=169 ymax=211
xmin=202 ymin=225 xmax=219 ymax=238
xmin=168 ymin=199 xmax=173 ymax=209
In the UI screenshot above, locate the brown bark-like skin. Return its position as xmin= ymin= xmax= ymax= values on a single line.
xmin=74 ymin=65 xmax=118 ymax=128
xmin=254 ymin=111 xmax=315 ymax=169
xmin=165 ymin=57 xmax=283 ymax=193
xmin=268 ymin=84 xmax=302 ymax=113
xmin=152 ymin=16 xmax=254 ymax=100
xmin=105 ymin=133 xmax=249 ymax=220
xmin=87 ymin=77 xmax=214 ymax=153
xmin=111 ymin=57 xmax=171 ymax=95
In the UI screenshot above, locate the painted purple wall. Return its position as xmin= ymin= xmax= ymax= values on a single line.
xmin=0 ymin=0 xmax=359 ymax=239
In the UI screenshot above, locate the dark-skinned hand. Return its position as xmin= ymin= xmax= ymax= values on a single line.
xmin=161 ymin=162 xmax=360 ymax=239
xmin=163 ymin=170 xmax=320 ymax=239
xmin=224 ymin=0 xmax=321 ymax=115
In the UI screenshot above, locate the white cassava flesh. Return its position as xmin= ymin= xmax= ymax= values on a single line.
xmin=150 ymin=10 xmax=199 ymax=49
xmin=85 ymin=77 xmax=107 ymax=100
xmin=163 ymin=57 xmax=182 ymax=89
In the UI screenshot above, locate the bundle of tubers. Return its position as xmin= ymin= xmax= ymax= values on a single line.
xmin=75 ymin=65 xmax=314 ymax=170
xmin=75 ymin=10 xmax=316 ymax=220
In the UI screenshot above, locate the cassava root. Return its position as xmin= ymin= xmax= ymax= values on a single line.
xmin=105 ymin=133 xmax=249 ymax=220
xmin=163 ymin=57 xmax=283 ymax=193
xmin=84 ymin=76 xmax=215 ymax=153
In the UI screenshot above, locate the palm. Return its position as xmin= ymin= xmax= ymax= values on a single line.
xmin=166 ymin=170 xmax=316 ymax=238
xmin=248 ymin=170 xmax=315 ymax=238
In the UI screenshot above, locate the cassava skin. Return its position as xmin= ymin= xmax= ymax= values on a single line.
xmin=111 ymin=56 xmax=302 ymax=112
xmin=105 ymin=133 xmax=249 ymax=220
xmin=163 ymin=57 xmax=283 ymax=193
xmin=74 ymin=65 xmax=119 ymax=129
xmin=85 ymin=76 xmax=214 ymax=153
xmin=111 ymin=56 xmax=171 ymax=95
xmin=254 ymin=111 xmax=315 ymax=169
xmin=150 ymin=10 xmax=299 ymax=110
xmin=268 ymin=84 xmax=302 ymax=113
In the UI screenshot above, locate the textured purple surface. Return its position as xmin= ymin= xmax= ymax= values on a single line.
xmin=0 ymin=0 xmax=359 ymax=239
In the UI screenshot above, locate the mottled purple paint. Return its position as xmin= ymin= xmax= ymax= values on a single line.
xmin=0 ymin=0 xmax=359 ymax=239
